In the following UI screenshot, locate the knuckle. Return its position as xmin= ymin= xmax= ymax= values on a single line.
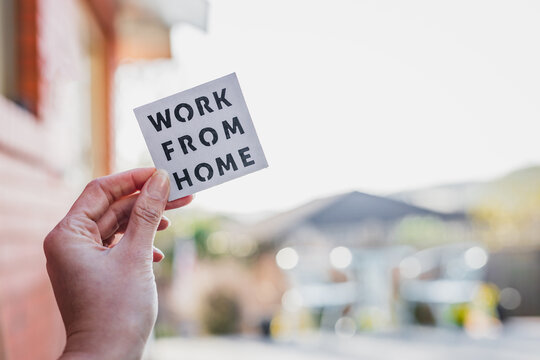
xmin=85 ymin=178 xmax=102 ymax=191
xmin=43 ymin=215 xmax=94 ymax=258
xmin=60 ymin=215 xmax=95 ymax=238
xmin=84 ymin=177 xmax=109 ymax=196
xmin=132 ymin=202 xmax=162 ymax=225
xmin=42 ymin=233 xmax=54 ymax=256
xmin=43 ymin=227 xmax=62 ymax=257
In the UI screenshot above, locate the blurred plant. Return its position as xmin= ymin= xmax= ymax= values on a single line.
xmin=201 ymin=290 xmax=241 ymax=335
xmin=463 ymin=283 xmax=501 ymax=337
xmin=154 ymin=209 xmax=229 ymax=261
xmin=412 ymin=303 xmax=436 ymax=326
xmin=394 ymin=216 xmax=464 ymax=248
xmin=357 ymin=306 xmax=392 ymax=331
xmin=444 ymin=303 xmax=470 ymax=328
xmin=443 ymin=283 xmax=500 ymax=334
xmin=269 ymin=309 xmax=316 ymax=338
xmin=192 ymin=218 xmax=220 ymax=258
xmin=470 ymin=166 xmax=540 ymax=249
xmin=154 ymin=322 xmax=178 ymax=338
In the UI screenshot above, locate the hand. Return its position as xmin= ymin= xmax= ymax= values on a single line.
xmin=44 ymin=168 xmax=193 ymax=359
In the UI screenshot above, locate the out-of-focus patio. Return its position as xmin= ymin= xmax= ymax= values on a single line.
xmin=151 ymin=321 xmax=540 ymax=360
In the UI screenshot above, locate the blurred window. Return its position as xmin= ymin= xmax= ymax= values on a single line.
xmin=0 ymin=0 xmax=18 ymax=100
xmin=60 ymin=1 xmax=110 ymax=184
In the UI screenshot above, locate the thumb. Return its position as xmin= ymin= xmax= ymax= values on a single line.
xmin=123 ymin=169 xmax=170 ymax=250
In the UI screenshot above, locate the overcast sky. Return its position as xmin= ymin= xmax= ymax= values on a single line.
xmin=116 ymin=0 xmax=540 ymax=215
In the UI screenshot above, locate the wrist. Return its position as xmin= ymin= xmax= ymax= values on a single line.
xmin=60 ymin=329 xmax=147 ymax=360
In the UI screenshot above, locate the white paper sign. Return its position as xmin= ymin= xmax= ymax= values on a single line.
xmin=134 ymin=73 xmax=268 ymax=201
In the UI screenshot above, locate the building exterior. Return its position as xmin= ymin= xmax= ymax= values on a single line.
xmin=0 ymin=0 xmax=206 ymax=358
xmin=248 ymin=191 xmax=471 ymax=332
xmin=251 ymin=191 xmax=468 ymax=249
xmin=0 ymin=1 xmax=116 ymax=358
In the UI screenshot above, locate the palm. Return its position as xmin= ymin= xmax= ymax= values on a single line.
xmin=44 ymin=168 xmax=193 ymax=359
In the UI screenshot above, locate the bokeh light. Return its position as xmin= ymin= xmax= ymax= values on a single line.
xmin=276 ymin=247 xmax=299 ymax=270
xmin=281 ymin=288 xmax=303 ymax=312
xmin=329 ymin=246 xmax=353 ymax=269
xmin=399 ymin=256 xmax=422 ymax=279
xmin=499 ymin=287 xmax=521 ymax=310
xmin=465 ymin=247 xmax=488 ymax=270
xmin=335 ymin=316 xmax=357 ymax=338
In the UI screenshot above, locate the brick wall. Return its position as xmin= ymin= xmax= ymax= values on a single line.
xmin=0 ymin=134 xmax=69 ymax=358
xmin=0 ymin=100 xmax=70 ymax=359
xmin=0 ymin=0 xmax=115 ymax=358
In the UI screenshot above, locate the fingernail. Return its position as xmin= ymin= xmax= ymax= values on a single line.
xmin=147 ymin=169 xmax=169 ymax=199
xmin=153 ymin=246 xmax=165 ymax=262
xmin=153 ymin=246 xmax=165 ymax=258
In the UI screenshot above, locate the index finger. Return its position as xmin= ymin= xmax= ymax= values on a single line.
xmin=69 ymin=168 xmax=156 ymax=221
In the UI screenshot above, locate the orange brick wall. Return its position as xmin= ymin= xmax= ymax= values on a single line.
xmin=0 ymin=100 xmax=71 ymax=359
xmin=0 ymin=139 xmax=69 ymax=359
xmin=0 ymin=0 xmax=115 ymax=358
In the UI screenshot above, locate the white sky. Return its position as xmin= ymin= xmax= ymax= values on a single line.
xmin=116 ymin=0 xmax=540 ymax=215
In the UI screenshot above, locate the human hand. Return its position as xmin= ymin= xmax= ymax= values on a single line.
xmin=44 ymin=168 xmax=193 ymax=359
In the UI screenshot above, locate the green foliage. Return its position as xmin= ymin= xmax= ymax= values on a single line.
xmin=193 ymin=219 xmax=218 ymax=258
xmin=154 ymin=208 xmax=260 ymax=265
xmin=154 ymin=210 xmax=227 ymax=261
xmin=394 ymin=216 xmax=462 ymax=248
xmin=154 ymin=322 xmax=178 ymax=338
xmin=201 ymin=290 xmax=241 ymax=335
xmin=445 ymin=303 xmax=468 ymax=327
xmin=469 ymin=166 xmax=540 ymax=249
xmin=412 ymin=303 xmax=436 ymax=326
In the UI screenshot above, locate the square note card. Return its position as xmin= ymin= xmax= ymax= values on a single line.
xmin=134 ymin=73 xmax=268 ymax=201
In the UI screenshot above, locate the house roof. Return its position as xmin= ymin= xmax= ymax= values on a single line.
xmin=249 ymin=191 xmax=467 ymax=243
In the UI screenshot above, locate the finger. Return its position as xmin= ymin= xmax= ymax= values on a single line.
xmin=157 ymin=215 xmax=171 ymax=231
xmin=118 ymin=215 xmax=170 ymax=233
xmin=97 ymin=192 xmax=171 ymax=240
xmin=97 ymin=193 xmax=138 ymax=240
xmin=122 ymin=169 xmax=170 ymax=251
xmin=107 ymin=243 xmax=165 ymax=263
xmin=97 ymin=193 xmax=192 ymax=240
xmin=165 ymin=195 xmax=195 ymax=210
xmin=101 ymin=216 xmax=170 ymax=246
xmin=153 ymin=246 xmax=165 ymax=262
xmin=69 ymin=168 xmax=156 ymax=221
xmin=117 ymin=215 xmax=170 ymax=235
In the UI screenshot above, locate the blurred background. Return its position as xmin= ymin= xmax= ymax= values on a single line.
xmin=1 ymin=0 xmax=540 ymax=359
